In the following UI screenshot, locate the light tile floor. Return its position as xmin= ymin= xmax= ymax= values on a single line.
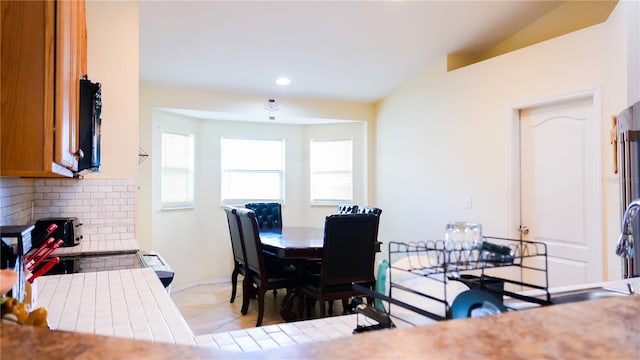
xmin=170 ymin=282 xmax=291 ymax=335
xmin=171 ymin=282 xmax=381 ymax=352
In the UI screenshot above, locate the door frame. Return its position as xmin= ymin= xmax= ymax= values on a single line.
xmin=506 ymin=88 xmax=603 ymax=269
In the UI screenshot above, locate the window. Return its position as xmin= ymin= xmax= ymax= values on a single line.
xmin=161 ymin=131 xmax=195 ymax=209
xmin=310 ymin=139 xmax=353 ymax=204
xmin=221 ymin=138 xmax=284 ymax=204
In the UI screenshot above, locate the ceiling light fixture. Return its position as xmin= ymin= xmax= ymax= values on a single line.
xmin=275 ymin=77 xmax=291 ymax=86
xmin=265 ymin=99 xmax=279 ymax=120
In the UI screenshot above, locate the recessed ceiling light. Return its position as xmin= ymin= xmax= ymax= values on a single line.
xmin=275 ymin=77 xmax=291 ymax=86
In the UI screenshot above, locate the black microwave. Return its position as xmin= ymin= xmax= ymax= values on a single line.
xmin=75 ymin=77 xmax=102 ymax=176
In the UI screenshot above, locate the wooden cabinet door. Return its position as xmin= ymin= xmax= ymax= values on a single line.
xmin=1 ymin=0 xmax=87 ymax=177
xmin=0 ymin=1 xmax=57 ymax=176
xmin=54 ymin=0 xmax=84 ymax=171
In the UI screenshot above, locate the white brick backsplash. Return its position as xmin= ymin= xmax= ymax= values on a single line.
xmin=1 ymin=178 xmax=135 ymax=242
xmin=83 ymin=185 xmax=98 ymax=193
xmin=59 ymin=192 xmax=76 ymax=200
xmin=90 ymin=192 xmax=106 ymax=199
xmin=0 ymin=178 xmax=35 ymax=225
xmin=35 ymin=185 xmax=52 ymax=193
xmin=107 ymin=192 xmax=121 ymax=199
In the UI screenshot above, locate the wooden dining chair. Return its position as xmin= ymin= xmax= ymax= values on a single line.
xmin=236 ymin=207 xmax=300 ymax=327
xmin=301 ymin=213 xmax=379 ymax=317
xmin=245 ymin=202 xmax=282 ymax=232
xmin=224 ymin=206 xmax=247 ymax=304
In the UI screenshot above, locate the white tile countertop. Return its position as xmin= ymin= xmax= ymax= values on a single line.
xmin=35 ymin=268 xmax=195 ymax=346
xmin=32 ymin=266 xmax=378 ymax=352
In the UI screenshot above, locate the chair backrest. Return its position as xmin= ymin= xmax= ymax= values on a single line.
xmin=358 ymin=206 xmax=382 ymax=216
xmin=235 ymin=207 xmax=266 ymax=277
xmin=245 ymin=202 xmax=282 ymax=231
xmin=320 ymin=213 xmax=379 ymax=286
xmin=336 ymin=204 xmax=359 ymax=214
xmin=224 ymin=206 xmax=245 ymax=265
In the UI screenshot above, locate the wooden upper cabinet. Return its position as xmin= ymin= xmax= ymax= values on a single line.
xmin=1 ymin=0 xmax=87 ymax=177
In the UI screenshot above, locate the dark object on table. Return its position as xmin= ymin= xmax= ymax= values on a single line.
xmin=301 ymin=213 xmax=379 ymax=317
xmin=479 ymin=241 xmax=514 ymax=264
xmin=224 ymin=207 xmax=248 ymax=304
xmin=236 ymin=208 xmax=299 ymax=326
xmin=245 ymin=203 xmax=282 ymax=232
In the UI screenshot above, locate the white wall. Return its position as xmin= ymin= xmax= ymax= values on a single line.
xmin=375 ymin=4 xmax=634 ymax=281
xmin=85 ymin=1 xmax=139 ymax=180
xmin=138 ymin=84 xmax=376 ymax=266
xmin=148 ymin=110 xmax=367 ymax=286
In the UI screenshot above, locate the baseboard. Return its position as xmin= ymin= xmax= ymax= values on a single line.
xmin=170 ymin=278 xmax=231 ymax=294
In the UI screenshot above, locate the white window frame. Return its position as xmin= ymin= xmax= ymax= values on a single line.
xmin=220 ymin=137 xmax=285 ymax=205
xmin=309 ymin=138 xmax=353 ymax=205
xmin=160 ymin=130 xmax=195 ymax=210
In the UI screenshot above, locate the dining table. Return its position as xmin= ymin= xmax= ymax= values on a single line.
xmin=259 ymin=226 xmax=382 ymax=321
xmin=260 ymin=226 xmax=382 ymax=259
xmin=259 ymin=227 xmax=324 ymax=321
xmin=260 ymin=226 xmax=325 ymax=260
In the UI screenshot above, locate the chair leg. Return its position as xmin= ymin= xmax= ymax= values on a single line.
xmin=241 ymin=278 xmax=251 ymax=315
xmin=305 ymin=297 xmax=315 ymax=317
xmin=328 ymin=300 xmax=334 ymax=315
xmin=297 ymin=291 xmax=305 ymax=320
xmin=230 ymin=266 xmax=239 ymax=303
xmin=255 ymin=288 xmax=266 ymax=327
xmin=318 ymin=297 xmax=326 ymax=317
xmin=342 ymin=298 xmax=350 ymax=314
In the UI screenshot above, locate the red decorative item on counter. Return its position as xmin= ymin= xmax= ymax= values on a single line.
xmin=25 ymin=239 xmax=63 ymax=272
xmin=27 ymin=257 xmax=60 ymax=283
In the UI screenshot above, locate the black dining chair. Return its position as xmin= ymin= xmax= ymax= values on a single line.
xmin=245 ymin=202 xmax=282 ymax=232
xmin=301 ymin=213 xmax=379 ymax=317
xmin=337 ymin=204 xmax=359 ymax=214
xmin=224 ymin=206 xmax=247 ymax=304
xmin=236 ymin=207 xmax=300 ymax=327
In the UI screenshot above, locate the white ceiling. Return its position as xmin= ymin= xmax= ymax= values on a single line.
xmin=139 ymin=1 xmax=568 ymax=104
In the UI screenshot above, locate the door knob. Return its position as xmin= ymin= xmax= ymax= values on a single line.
xmin=519 ymin=225 xmax=530 ymax=235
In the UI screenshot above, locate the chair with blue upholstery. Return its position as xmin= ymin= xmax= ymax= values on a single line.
xmin=245 ymin=202 xmax=282 ymax=232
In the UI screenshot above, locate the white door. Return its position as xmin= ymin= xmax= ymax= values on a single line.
xmin=519 ymin=95 xmax=603 ymax=288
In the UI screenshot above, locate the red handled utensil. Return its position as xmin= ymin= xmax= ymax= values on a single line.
xmin=27 ymin=257 xmax=60 ymax=283
xmin=24 ymin=237 xmax=55 ymax=264
xmin=27 ymin=223 xmax=58 ymax=254
xmin=26 ymin=239 xmax=63 ymax=272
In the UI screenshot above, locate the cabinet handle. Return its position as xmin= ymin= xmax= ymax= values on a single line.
xmin=74 ymin=149 xmax=84 ymax=159
xmin=518 ymin=225 xmax=530 ymax=235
